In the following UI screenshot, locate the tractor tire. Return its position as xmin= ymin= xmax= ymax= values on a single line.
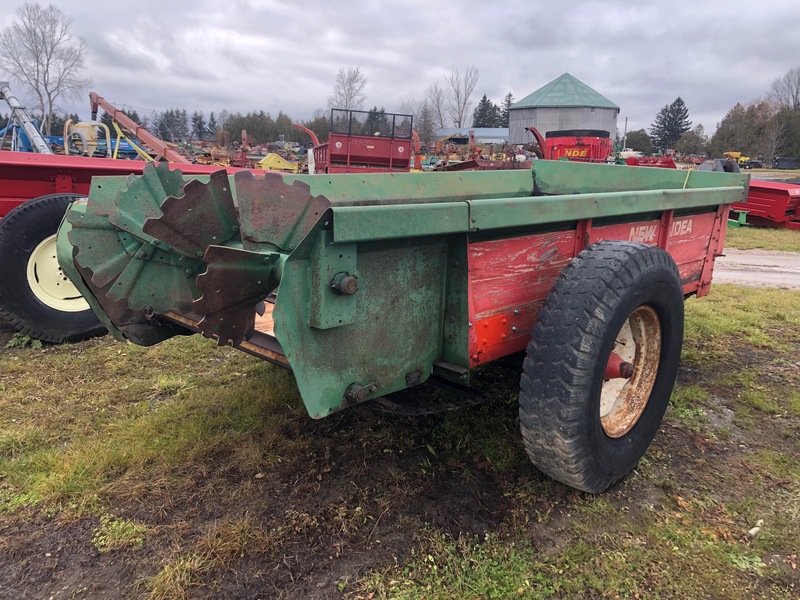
xmin=519 ymin=241 xmax=684 ymax=493
xmin=0 ymin=193 xmax=106 ymax=343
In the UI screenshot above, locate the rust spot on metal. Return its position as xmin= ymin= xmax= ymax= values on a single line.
xmin=600 ymin=306 xmax=661 ymax=438
xmin=142 ymin=170 xmax=239 ymax=258
xmin=234 ymin=171 xmax=331 ymax=252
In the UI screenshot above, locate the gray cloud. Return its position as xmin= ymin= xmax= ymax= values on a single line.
xmin=0 ymin=0 xmax=796 ymax=135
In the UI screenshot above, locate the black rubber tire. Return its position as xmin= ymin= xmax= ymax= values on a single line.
xmin=0 ymin=193 xmax=106 ymax=343
xmin=519 ymin=241 xmax=684 ymax=493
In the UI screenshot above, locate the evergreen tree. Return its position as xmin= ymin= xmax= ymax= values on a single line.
xmin=675 ymin=124 xmax=708 ymax=155
xmin=649 ymin=97 xmax=691 ymax=152
xmin=472 ymin=94 xmax=501 ymax=127
xmin=155 ymin=109 xmax=189 ymax=142
xmin=415 ymin=101 xmax=435 ymax=148
xmin=364 ymin=106 xmax=390 ymax=136
xmin=190 ymin=111 xmax=206 ymax=142
xmin=501 ymin=92 xmax=514 ymax=127
xmin=707 ymin=103 xmax=752 ymax=156
xmin=206 ymin=112 xmax=217 ymax=141
xmin=275 ymin=111 xmax=294 ymax=141
xmin=47 ymin=113 xmax=80 ymax=139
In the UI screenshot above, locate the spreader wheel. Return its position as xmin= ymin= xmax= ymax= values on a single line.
xmin=0 ymin=193 xmax=106 ymax=343
xmin=519 ymin=241 xmax=684 ymax=493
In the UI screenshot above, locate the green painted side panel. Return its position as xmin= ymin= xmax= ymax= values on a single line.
xmin=328 ymin=187 xmax=746 ymax=243
xmin=531 ymin=160 xmax=749 ymax=197
xmin=333 ymin=202 xmax=469 ymax=242
xmin=280 ymin=169 xmax=534 ymax=205
xmin=468 ymin=187 xmax=744 ymax=231
xmin=272 ymin=225 xmax=448 ymax=418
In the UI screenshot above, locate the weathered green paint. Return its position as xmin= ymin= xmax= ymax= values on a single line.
xmin=530 ymin=160 xmax=749 ymax=196
xmin=280 ymin=169 xmax=534 ymax=206
xmin=467 ymin=187 xmax=744 ymax=231
xmin=271 ymin=229 xmax=448 ymax=418
xmin=440 ymin=235 xmax=470 ymax=371
xmin=307 ymin=232 xmax=359 ymax=330
xmin=56 ymin=200 xmax=127 ymax=342
xmin=332 ymin=202 xmax=469 ymax=242
xmin=328 ymin=187 xmax=746 ymax=243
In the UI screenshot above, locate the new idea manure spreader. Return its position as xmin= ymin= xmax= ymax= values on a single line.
xmin=56 ymin=160 xmax=749 ymax=492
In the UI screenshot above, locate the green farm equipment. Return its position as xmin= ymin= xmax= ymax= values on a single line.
xmin=57 ymin=161 xmax=748 ymax=492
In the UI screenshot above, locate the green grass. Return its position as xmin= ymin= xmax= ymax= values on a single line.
xmin=351 ymin=501 xmax=789 ymax=600
xmin=0 ymin=334 xmax=303 ymax=512
xmin=724 ymin=226 xmax=800 ymax=252
xmin=684 ymin=285 xmax=800 ymax=351
xmin=92 ymin=514 xmax=148 ymax=552
xmin=668 ymin=384 xmax=710 ymax=432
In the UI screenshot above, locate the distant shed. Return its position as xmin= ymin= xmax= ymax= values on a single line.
xmin=433 ymin=127 xmax=509 ymax=145
xmin=508 ymin=73 xmax=619 ymax=145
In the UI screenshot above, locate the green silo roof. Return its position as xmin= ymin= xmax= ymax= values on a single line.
xmin=512 ymin=73 xmax=619 ymax=110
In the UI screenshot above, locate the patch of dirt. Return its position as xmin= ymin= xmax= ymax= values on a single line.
xmin=715 ymin=248 xmax=800 ymax=289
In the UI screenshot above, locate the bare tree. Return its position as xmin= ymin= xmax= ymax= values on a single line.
xmin=0 ymin=3 xmax=90 ymax=134
xmin=444 ymin=66 xmax=479 ymax=128
xmin=754 ymin=99 xmax=788 ymax=164
xmin=397 ymin=99 xmax=419 ymax=120
xmin=425 ymin=81 xmax=447 ymax=130
xmin=327 ymin=67 xmax=367 ymax=110
xmin=759 ymin=115 xmax=787 ymax=164
xmin=770 ymin=67 xmax=800 ymax=111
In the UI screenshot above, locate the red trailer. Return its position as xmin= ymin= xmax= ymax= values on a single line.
xmin=312 ymin=108 xmax=413 ymax=174
xmin=730 ymin=180 xmax=800 ymax=229
xmin=545 ymin=129 xmax=613 ymax=162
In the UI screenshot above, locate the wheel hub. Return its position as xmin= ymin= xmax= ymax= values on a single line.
xmin=599 ymin=305 xmax=661 ymax=438
xmin=26 ymin=234 xmax=89 ymax=312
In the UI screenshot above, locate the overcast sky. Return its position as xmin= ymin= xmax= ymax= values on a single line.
xmin=1 ymin=0 xmax=797 ymax=136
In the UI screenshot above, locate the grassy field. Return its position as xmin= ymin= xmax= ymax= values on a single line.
xmin=725 ymin=225 xmax=800 ymax=252
xmin=1 ymin=283 xmax=799 ymax=598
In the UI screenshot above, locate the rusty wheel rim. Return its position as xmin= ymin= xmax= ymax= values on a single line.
xmin=599 ymin=305 xmax=661 ymax=438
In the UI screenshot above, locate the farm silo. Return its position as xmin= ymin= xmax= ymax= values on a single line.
xmin=508 ymin=73 xmax=619 ymax=145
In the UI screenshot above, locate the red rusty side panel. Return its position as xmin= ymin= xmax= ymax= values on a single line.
xmin=467 ymin=209 xmax=727 ymax=366
xmin=468 ymin=231 xmax=575 ymax=366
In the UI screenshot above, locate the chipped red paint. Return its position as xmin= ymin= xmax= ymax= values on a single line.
xmin=468 ymin=231 xmax=575 ymax=366
xmin=467 ymin=207 xmax=730 ymax=366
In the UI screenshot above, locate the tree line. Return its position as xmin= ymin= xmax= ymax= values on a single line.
xmin=625 ymin=67 xmax=800 ymax=163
